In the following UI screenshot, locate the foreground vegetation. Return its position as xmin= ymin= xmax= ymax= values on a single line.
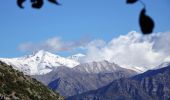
xmin=0 ymin=61 xmax=64 ymax=100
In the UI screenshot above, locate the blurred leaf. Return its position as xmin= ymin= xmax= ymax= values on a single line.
xmin=139 ymin=8 xmax=154 ymax=34
xmin=31 ymin=0 xmax=44 ymax=9
xmin=126 ymin=0 xmax=138 ymax=4
xmin=48 ymin=0 xmax=60 ymax=5
xmin=31 ymin=0 xmax=36 ymax=2
xmin=17 ymin=0 xmax=26 ymax=8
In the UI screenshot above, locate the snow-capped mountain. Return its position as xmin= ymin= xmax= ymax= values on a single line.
xmin=67 ymin=53 xmax=85 ymax=61
xmin=0 ymin=50 xmax=79 ymax=75
xmin=73 ymin=60 xmax=136 ymax=74
xmin=0 ymin=49 xmax=146 ymax=76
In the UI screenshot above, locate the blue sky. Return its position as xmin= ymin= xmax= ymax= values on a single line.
xmin=0 ymin=0 xmax=170 ymax=57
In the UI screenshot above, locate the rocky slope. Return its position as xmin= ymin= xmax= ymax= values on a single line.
xmin=0 ymin=61 xmax=64 ymax=100
xmin=68 ymin=65 xmax=170 ymax=100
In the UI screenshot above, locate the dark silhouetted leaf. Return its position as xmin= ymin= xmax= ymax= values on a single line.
xmin=48 ymin=0 xmax=60 ymax=5
xmin=31 ymin=0 xmax=44 ymax=9
xmin=31 ymin=0 xmax=36 ymax=2
xmin=139 ymin=8 xmax=154 ymax=34
xmin=17 ymin=0 xmax=26 ymax=8
xmin=126 ymin=0 xmax=138 ymax=4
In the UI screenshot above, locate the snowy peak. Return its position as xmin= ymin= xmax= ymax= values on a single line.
xmin=24 ymin=50 xmax=59 ymax=60
xmin=73 ymin=60 xmax=127 ymax=73
xmin=0 ymin=50 xmax=79 ymax=75
xmin=32 ymin=50 xmax=48 ymax=58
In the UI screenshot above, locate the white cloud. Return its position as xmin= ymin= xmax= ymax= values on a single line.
xmin=18 ymin=31 xmax=170 ymax=71
xmin=81 ymin=39 xmax=106 ymax=62
xmin=18 ymin=37 xmax=90 ymax=53
xmin=82 ymin=31 xmax=170 ymax=71
xmin=153 ymin=31 xmax=170 ymax=54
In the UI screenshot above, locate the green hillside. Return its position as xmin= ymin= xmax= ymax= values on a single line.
xmin=0 ymin=61 xmax=64 ymax=100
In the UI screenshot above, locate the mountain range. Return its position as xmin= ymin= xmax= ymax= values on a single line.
xmin=0 ymin=50 xmax=144 ymax=76
xmin=0 ymin=50 xmax=137 ymax=97
xmin=68 ymin=64 xmax=170 ymax=100
xmin=32 ymin=61 xmax=137 ymax=97
xmin=0 ymin=50 xmax=164 ymax=75
xmin=1 ymin=50 xmax=170 ymax=99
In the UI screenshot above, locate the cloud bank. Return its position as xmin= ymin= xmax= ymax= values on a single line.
xmin=82 ymin=31 xmax=170 ymax=71
xmin=18 ymin=31 xmax=170 ymax=71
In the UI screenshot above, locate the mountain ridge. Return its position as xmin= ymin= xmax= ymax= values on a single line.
xmin=32 ymin=61 xmax=137 ymax=97
xmin=68 ymin=64 xmax=170 ymax=100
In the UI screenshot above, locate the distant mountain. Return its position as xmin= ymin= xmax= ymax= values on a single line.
xmin=1 ymin=50 xmax=169 ymax=75
xmin=0 ymin=50 xmax=159 ymax=75
xmin=0 ymin=50 xmax=146 ymax=75
xmin=0 ymin=50 xmax=79 ymax=75
xmin=68 ymin=64 xmax=170 ymax=100
xmin=32 ymin=61 xmax=137 ymax=97
xmin=73 ymin=60 xmax=134 ymax=73
xmin=0 ymin=61 xmax=64 ymax=100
